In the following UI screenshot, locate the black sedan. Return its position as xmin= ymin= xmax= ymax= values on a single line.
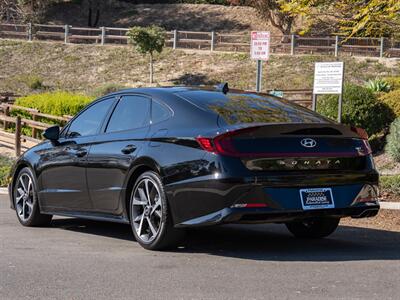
xmin=8 ymin=85 xmax=380 ymax=250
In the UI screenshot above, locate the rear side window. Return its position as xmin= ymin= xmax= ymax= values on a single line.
xmin=66 ymin=98 xmax=114 ymax=138
xmin=106 ymin=95 xmax=150 ymax=133
xmin=177 ymin=91 xmax=327 ymax=125
xmin=151 ymin=100 xmax=171 ymax=124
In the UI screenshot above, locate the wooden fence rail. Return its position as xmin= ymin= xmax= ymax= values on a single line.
xmin=1 ymin=23 xmax=400 ymax=58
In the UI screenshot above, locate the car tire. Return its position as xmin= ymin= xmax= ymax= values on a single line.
xmin=13 ymin=167 xmax=52 ymax=227
xmin=285 ymin=217 xmax=340 ymax=239
xmin=129 ymin=171 xmax=185 ymax=250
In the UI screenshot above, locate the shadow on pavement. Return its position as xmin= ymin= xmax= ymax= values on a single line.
xmin=51 ymin=218 xmax=400 ymax=262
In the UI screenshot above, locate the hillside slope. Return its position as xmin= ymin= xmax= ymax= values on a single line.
xmin=44 ymin=3 xmax=273 ymax=33
xmin=0 ymin=40 xmax=399 ymax=95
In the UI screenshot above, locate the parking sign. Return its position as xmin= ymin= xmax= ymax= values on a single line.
xmin=250 ymin=31 xmax=270 ymax=61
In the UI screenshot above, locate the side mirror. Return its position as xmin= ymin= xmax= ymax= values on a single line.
xmin=43 ymin=126 xmax=60 ymax=141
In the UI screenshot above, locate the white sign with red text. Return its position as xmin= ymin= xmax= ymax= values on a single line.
xmin=250 ymin=31 xmax=270 ymax=61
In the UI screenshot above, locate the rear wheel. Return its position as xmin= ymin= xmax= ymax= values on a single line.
xmin=129 ymin=171 xmax=184 ymax=250
xmin=285 ymin=217 xmax=340 ymax=239
xmin=13 ymin=167 xmax=52 ymax=227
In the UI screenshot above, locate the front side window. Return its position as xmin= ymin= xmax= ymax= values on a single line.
xmin=66 ymin=98 xmax=114 ymax=138
xmin=106 ymin=95 xmax=150 ymax=133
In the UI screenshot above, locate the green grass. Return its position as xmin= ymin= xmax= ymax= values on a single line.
xmin=380 ymin=175 xmax=400 ymax=195
xmin=0 ymin=156 xmax=13 ymax=187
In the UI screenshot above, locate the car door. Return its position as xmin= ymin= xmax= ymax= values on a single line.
xmin=86 ymin=94 xmax=151 ymax=214
xmin=38 ymin=97 xmax=116 ymax=211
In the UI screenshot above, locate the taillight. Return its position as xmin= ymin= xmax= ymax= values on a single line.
xmin=196 ymin=127 xmax=257 ymax=156
xmin=351 ymin=126 xmax=369 ymax=140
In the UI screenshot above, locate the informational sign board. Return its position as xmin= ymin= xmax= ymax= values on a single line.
xmin=313 ymin=62 xmax=344 ymax=95
xmin=250 ymin=31 xmax=270 ymax=61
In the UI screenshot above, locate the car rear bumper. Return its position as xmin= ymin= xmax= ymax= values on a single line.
xmin=175 ymin=204 xmax=380 ymax=227
xmin=166 ymin=170 xmax=380 ymax=226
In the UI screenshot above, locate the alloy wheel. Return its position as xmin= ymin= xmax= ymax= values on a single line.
xmin=15 ymin=173 xmax=34 ymax=222
xmin=131 ymin=177 xmax=163 ymax=243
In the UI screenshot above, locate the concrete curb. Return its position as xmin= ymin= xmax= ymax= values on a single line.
xmin=0 ymin=187 xmax=8 ymax=195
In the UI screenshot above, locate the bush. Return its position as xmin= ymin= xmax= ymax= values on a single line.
xmin=384 ymin=77 xmax=400 ymax=91
xmin=91 ymin=83 xmax=127 ymax=98
xmin=385 ymin=117 xmax=400 ymax=162
xmin=15 ymin=91 xmax=93 ymax=116
xmin=317 ymin=83 xmax=394 ymax=136
xmin=380 ymin=175 xmax=400 ymax=194
xmin=379 ymin=89 xmax=400 ymax=117
xmin=0 ymin=156 xmax=13 ymax=187
xmin=21 ymin=75 xmax=44 ymax=90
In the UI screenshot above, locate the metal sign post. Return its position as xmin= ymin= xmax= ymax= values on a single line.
xmin=251 ymin=31 xmax=270 ymax=93
xmin=312 ymin=62 xmax=345 ymax=123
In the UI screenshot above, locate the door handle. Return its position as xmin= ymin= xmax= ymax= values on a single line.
xmin=121 ymin=144 xmax=137 ymax=154
xmin=75 ymin=149 xmax=88 ymax=157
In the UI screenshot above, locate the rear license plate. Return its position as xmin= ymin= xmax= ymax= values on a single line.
xmin=299 ymin=188 xmax=335 ymax=210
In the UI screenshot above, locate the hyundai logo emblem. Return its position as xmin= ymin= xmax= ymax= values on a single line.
xmin=300 ymin=138 xmax=317 ymax=148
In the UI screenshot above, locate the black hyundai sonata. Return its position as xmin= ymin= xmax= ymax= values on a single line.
xmin=9 ymin=85 xmax=380 ymax=250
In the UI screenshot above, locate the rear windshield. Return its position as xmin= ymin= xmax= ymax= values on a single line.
xmin=177 ymin=90 xmax=328 ymax=125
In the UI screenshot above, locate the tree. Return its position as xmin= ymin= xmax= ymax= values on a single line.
xmin=0 ymin=0 xmax=53 ymax=22
xmin=126 ymin=26 xmax=166 ymax=84
xmin=227 ymin=0 xmax=295 ymax=35
xmin=280 ymin=0 xmax=400 ymax=38
xmin=247 ymin=0 xmax=295 ymax=35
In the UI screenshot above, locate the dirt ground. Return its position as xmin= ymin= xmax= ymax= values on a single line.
xmin=341 ymin=209 xmax=400 ymax=232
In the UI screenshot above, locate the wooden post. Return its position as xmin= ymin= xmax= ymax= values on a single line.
xmin=32 ymin=114 xmax=37 ymax=138
xmin=64 ymin=25 xmax=69 ymax=44
xmin=4 ymin=106 xmax=10 ymax=130
xmin=15 ymin=116 xmax=21 ymax=157
xmin=211 ymin=31 xmax=215 ymax=51
xmin=380 ymin=37 xmax=384 ymax=58
xmin=291 ymin=34 xmax=295 ymax=55
xmin=28 ymin=23 xmax=32 ymax=42
xmin=100 ymin=27 xmax=106 ymax=45
xmin=334 ymin=36 xmax=339 ymax=57
xmin=173 ymin=30 xmax=178 ymax=50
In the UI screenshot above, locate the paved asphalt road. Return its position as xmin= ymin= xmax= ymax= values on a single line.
xmin=1 ymin=195 xmax=400 ymax=300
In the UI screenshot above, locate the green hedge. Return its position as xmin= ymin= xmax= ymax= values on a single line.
xmin=317 ymin=83 xmax=394 ymax=136
xmin=384 ymin=77 xmax=400 ymax=91
xmin=0 ymin=156 xmax=13 ymax=187
xmin=15 ymin=91 xmax=93 ymax=116
xmin=380 ymin=175 xmax=400 ymax=195
xmin=385 ymin=117 xmax=400 ymax=162
xmin=380 ymin=90 xmax=400 ymax=118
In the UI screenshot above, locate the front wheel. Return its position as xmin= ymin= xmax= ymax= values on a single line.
xmin=285 ymin=217 xmax=340 ymax=239
xmin=129 ymin=171 xmax=184 ymax=250
xmin=13 ymin=167 xmax=52 ymax=227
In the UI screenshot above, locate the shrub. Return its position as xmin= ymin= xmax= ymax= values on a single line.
xmin=380 ymin=175 xmax=400 ymax=194
xmin=0 ymin=156 xmax=13 ymax=187
xmin=91 ymin=83 xmax=127 ymax=98
xmin=379 ymin=89 xmax=400 ymax=117
xmin=15 ymin=91 xmax=93 ymax=116
xmin=384 ymin=77 xmax=400 ymax=91
xmin=365 ymin=78 xmax=391 ymax=93
xmin=317 ymin=84 xmax=394 ymax=136
xmin=21 ymin=75 xmax=44 ymax=90
xmin=385 ymin=117 xmax=400 ymax=162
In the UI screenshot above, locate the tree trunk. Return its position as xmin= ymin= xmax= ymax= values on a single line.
xmin=149 ymin=53 xmax=154 ymax=84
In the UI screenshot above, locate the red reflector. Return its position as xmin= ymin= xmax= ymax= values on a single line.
xmin=245 ymin=203 xmax=267 ymax=208
xmin=196 ymin=137 xmax=215 ymax=152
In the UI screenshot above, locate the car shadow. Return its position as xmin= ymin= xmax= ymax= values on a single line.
xmin=50 ymin=218 xmax=400 ymax=262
